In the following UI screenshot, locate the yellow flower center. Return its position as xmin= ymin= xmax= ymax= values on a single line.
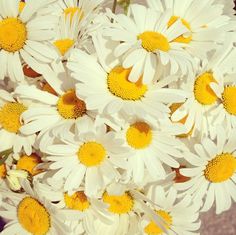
xmin=144 ymin=210 xmax=172 ymax=235
xmin=107 ymin=66 xmax=147 ymax=100
xmin=138 ymin=31 xmax=170 ymax=52
xmin=222 ymin=86 xmax=236 ymax=115
xmin=0 ymin=163 xmax=7 ymax=178
xmin=16 ymin=154 xmax=42 ymax=176
xmin=17 ymin=197 xmax=50 ymax=235
xmin=170 ymin=103 xmax=194 ymax=138
xmin=19 ymin=1 xmax=26 ymax=13
xmin=0 ymin=102 xmax=27 ymax=133
xmin=204 ymin=153 xmax=236 ymax=183
xmin=78 ymin=142 xmax=106 ymax=167
xmin=194 ymin=72 xmax=218 ymax=105
xmin=64 ymin=191 xmax=90 ymax=211
xmin=168 ymin=16 xmax=192 ymax=44
xmin=64 ymin=7 xmax=84 ymax=22
xmin=126 ymin=122 xmax=152 ymax=149
xmin=103 ymin=192 xmax=134 ymax=214
xmin=0 ymin=18 xmax=27 ymax=52
xmin=53 ymin=39 xmax=75 ymax=56
xmin=57 ymin=90 xmax=86 ymax=119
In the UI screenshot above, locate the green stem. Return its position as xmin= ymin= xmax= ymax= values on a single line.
xmin=0 ymin=148 xmax=12 ymax=165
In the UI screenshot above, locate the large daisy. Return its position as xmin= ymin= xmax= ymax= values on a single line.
xmin=43 ymin=121 xmax=128 ymax=197
xmin=67 ymin=47 xmax=188 ymax=120
xmin=141 ymin=185 xmax=200 ymax=235
xmin=0 ymin=180 xmax=72 ymax=234
xmin=103 ymin=4 xmax=195 ymax=84
xmin=0 ymin=0 xmax=58 ymax=82
xmin=147 ymin=0 xmax=230 ymax=59
xmin=176 ymin=127 xmax=236 ymax=214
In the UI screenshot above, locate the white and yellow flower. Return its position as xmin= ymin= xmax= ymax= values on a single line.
xmin=176 ymin=127 xmax=236 ymax=214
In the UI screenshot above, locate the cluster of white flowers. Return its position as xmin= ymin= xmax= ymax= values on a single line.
xmin=0 ymin=0 xmax=236 ymax=234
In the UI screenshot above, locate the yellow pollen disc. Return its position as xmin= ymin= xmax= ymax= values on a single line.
xmin=168 ymin=16 xmax=192 ymax=44
xmin=16 ymin=154 xmax=42 ymax=176
xmin=0 ymin=164 xmax=7 ymax=178
xmin=103 ymin=192 xmax=134 ymax=214
xmin=126 ymin=122 xmax=152 ymax=149
xmin=170 ymin=103 xmax=194 ymax=138
xmin=204 ymin=153 xmax=236 ymax=183
xmin=53 ymin=39 xmax=75 ymax=56
xmin=0 ymin=102 xmax=27 ymax=133
xmin=222 ymin=86 xmax=236 ymax=115
xmin=138 ymin=31 xmax=170 ymax=52
xmin=0 ymin=18 xmax=27 ymax=52
xmin=57 ymin=90 xmax=86 ymax=119
xmin=64 ymin=191 xmax=90 ymax=211
xmin=78 ymin=142 xmax=106 ymax=167
xmin=194 ymin=72 xmax=218 ymax=105
xmin=19 ymin=2 xmax=26 ymax=13
xmin=17 ymin=197 xmax=50 ymax=235
xmin=107 ymin=66 xmax=147 ymax=100
xmin=144 ymin=210 xmax=172 ymax=235
xmin=64 ymin=7 xmax=84 ymax=22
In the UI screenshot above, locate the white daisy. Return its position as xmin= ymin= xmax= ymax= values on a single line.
xmin=147 ymin=0 xmax=230 ymax=58
xmin=67 ymin=48 xmax=188 ymax=119
xmin=0 ymin=0 xmax=59 ymax=82
xmin=141 ymin=185 xmax=200 ymax=235
xmin=43 ymin=120 xmax=128 ymax=197
xmin=103 ymin=4 xmax=195 ymax=84
xmin=115 ymin=115 xmax=186 ymax=184
xmin=176 ymin=127 xmax=236 ymax=214
xmin=0 ymin=180 xmax=71 ymax=234
xmin=0 ymin=90 xmax=36 ymax=155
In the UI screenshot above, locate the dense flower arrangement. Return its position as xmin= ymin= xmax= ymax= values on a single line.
xmin=0 ymin=0 xmax=236 ymax=234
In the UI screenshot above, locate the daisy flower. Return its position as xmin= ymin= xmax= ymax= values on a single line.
xmin=103 ymin=4 xmax=195 ymax=84
xmin=67 ymin=48 xmax=188 ymax=119
xmin=147 ymin=0 xmax=230 ymax=59
xmin=176 ymin=127 xmax=236 ymax=214
xmin=115 ymin=115 xmax=186 ymax=184
xmin=141 ymin=185 xmax=200 ymax=235
xmin=0 ymin=90 xmax=35 ymax=155
xmin=0 ymin=0 xmax=59 ymax=82
xmin=43 ymin=121 xmax=128 ymax=197
xmin=0 ymin=180 xmax=72 ymax=234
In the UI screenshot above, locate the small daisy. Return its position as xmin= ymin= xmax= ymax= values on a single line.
xmin=68 ymin=48 xmax=188 ymax=119
xmin=0 ymin=90 xmax=36 ymax=155
xmin=103 ymin=4 xmax=195 ymax=83
xmin=147 ymin=0 xmax=230 ymax=58
xmin=176 ymin=127 xmax=236 ymax=214
xmin=0 ymin=0 xmax=58 ymax=82
xmin=115 ymin=115 xmax=186 ymax=183
xmin=141 ymin=185 xmax=200 ymax=235
xmin=43 ymin=121 xmax=128 ymax=197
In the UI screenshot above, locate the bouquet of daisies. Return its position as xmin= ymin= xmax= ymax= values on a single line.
xmin=0 ymin=0 xmax=236 ymax=234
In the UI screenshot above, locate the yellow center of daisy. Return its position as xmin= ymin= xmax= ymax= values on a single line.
xmin=0 ymin=18 xmax=27 ymax=52
xmin=0 ymin=102 xmax=27 ymax=133
xmin=138 ymin=31 xmax=170 ymax=52
xmin=144 ymin=210 xmax=172 ymax=235
xmin=64 ymin=7 xmax=84 ymax=21
xmin=222 ymin=86 xmax=236 ymax=115
xmin=103 ymin=192 xmax=134 ymax=214
xmin=0 ymin=163 xmax=7 ymax=178
xmin=53 ymin=39 xmax=75 ymax=56
xmin=57 ymin=90 xmax=86 ymax=119
xmin=64 ymin=191 xmax=90 ymax=211
xmin=194 ymin=72 xmax=217 ymax=105
xmin=126 ymin=122 xmax=152 ymax=149
xmin=168 ymin=16 xmax=192 ymax=44
xmin=204 ymin=153 xmax=236 ymax=183
xmin=16 ymin=154 xmax=42 ymax=176
xmin=17 ymin=197 xmax=50 ymax=235
xmin=19 ymin=1 xmax=26 ymax=13
xmin=107 ymin=66 xmax=147 ymax=100
xmin=78 ymin=142 xmax=106 ymax=167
